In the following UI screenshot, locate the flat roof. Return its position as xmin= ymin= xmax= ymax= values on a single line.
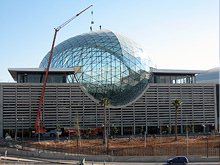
xmin=152 ymin=68 xmax=205 ymax=75
xmin=8 ymin=68 xmax=75 ymax=81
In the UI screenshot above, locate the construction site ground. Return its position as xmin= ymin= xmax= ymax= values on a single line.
xmin=28 ymin=135 xmax=220 ymax=150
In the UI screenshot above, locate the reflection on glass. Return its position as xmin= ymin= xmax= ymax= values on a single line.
xmin=40 ymin=30 xmax=154 ymax=106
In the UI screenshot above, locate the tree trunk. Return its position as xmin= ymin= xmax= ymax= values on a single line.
xmin=175 ymin=108 xmax=178 ymax=141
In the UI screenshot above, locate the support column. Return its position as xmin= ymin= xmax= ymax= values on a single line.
xmin=56 ymin=86 xmax=58 ymax=127
xmin=180 ymin=86 xmax=183 ymax=134
xmin=192 ymin=123 xmax=195 ymax=133
xmin=121 ymin=126 xmax=123 ymax=136
xmin=95 ymin=104 xmax=98 ymax=127
xmin=29 ymin=86 xmax=31 ymax=128
xmin=15 ymin=87 xmax=18 ymax=138
xmin=203 ymin=125 xmax=206 ymax=134
xmin=181 ymin=124 xmax=183 ymax=134
xmin=191 ymin=86 xmax=195 ymax=134
xmin=108 ymin=108 xmax=110 ymax=135
xmin=83 ymin=93 xmax=85 ymax=128
xmin=168 ymin=86 xmax=171 ymax=134
xmin=213 ymin=85 xmax=218 ymax=131
xmin=0 ymin=85 xmax=3 ymax=139
xmin=133 ymin=104 xmax=135 ymax=135
xmin=145 ymin=93 xmax=148 ymax=134
xmin=121 ymin=108 xmax=123 ymax=135
xmin=69 ymin=86 xmax=72 ymax=127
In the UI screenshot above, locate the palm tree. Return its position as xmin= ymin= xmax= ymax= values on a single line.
xmin=172 ymin=99 xmax=182 ymax=141
xmin=99 ymin=98 xmax=110 ymax=147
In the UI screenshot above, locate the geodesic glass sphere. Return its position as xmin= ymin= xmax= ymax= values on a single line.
xmin=39 ymin=30 xmax=154 ymax=106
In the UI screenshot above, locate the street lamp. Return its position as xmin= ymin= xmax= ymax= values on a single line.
xmin=202 ymin=123 xmax=208 ymax=158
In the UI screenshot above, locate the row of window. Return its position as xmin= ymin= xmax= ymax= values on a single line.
xmin=153 ymin=74 xmax=195 ymax=84
xmin=17 ymin=73 xmax=70 ymax=83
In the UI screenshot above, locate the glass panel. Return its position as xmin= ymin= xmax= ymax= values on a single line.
xmin=39 ymin=30 xmax=154 ymax=106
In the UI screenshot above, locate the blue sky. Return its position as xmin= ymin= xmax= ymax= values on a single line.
xmin=0 ymin=0 xmax=219 ymax=82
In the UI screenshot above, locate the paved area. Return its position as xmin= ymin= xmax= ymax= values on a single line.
xmin=0 ymin=156 xmax=219 ymax=165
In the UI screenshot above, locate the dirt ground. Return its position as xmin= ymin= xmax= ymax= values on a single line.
xmin=31 ymin=135 xmax=220 ymax=149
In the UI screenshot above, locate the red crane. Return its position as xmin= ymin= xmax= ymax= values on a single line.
xmin=35 ymin=5 xmax=93 ymax=134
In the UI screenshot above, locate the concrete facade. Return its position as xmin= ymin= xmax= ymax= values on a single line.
xmin=0 ymin=82 xmax=217 ymax=138
xmin=0 ymin=85 xmax=3 ymax=138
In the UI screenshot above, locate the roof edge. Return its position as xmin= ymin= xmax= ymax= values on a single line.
xmin=152 ymin=68 xmax=205 ymax=74
xmin=8 ymin=68 xmax=75 ymax=81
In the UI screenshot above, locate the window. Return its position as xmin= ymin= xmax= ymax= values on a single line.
xmin=17 ymin=73 xmax=68 ymax=83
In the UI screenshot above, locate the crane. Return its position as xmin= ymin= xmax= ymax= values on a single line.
xmin=34 ymin=5 xmax=93 ymax=134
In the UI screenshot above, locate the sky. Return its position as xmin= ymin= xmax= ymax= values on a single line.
xmin=0 ymin=0 xmax=219 ymax=82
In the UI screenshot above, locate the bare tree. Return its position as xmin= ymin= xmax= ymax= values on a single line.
xmin=56 ymin=125 xmax=61 ymax=142
xmin=74 ymin=111 xmax=81 ymax=147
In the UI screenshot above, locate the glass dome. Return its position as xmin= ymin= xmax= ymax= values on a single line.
xmin=40 ymin=30 xmax=154 ymax=106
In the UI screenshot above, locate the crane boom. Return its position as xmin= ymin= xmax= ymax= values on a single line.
xmin=57 ymin=5 xmax=93 ymax=31
xmin=35 ymin=5 xmax=93 ymax=133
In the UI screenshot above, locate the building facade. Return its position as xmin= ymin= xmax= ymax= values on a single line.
xmin=0 ymin=72 xmax=217 ymax=138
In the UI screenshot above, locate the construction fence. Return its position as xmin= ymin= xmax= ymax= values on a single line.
xmin=24 ymin=143 xmax=219 ymax=157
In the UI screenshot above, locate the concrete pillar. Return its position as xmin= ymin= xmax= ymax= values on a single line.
xmin=133 ymin=104 xmax=135 ymax=135
xmin=145 ymin=126 xmax=148 ymax=135
xmin=108 ymin=108 xmax=110 ymax=135
xmin=83 ymin=94 xmax=85 ymax=128
xmin=69 ymin=86 xmax=72 ymax=127
xmin=180 ymin=87 xmax=183 ymax=134
xmin=15 ymin=87 xmax=17 ymax=139
xmin=56 ymin=86 xmax=58 ymax=126
xmin=133 ymin=125 xmax=135 ymax=135
xmin=121 ymin=108 xmax=123 ymax=135
xmin=0 ymin=85 xmax=3 ymax=139
xmin=145 ymin=93 xmax=148 ymax=135
xmin=95 ymin=104 xmax=98 ymax=127
xmin=203 ymin=125 xmax=206 ymax=134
